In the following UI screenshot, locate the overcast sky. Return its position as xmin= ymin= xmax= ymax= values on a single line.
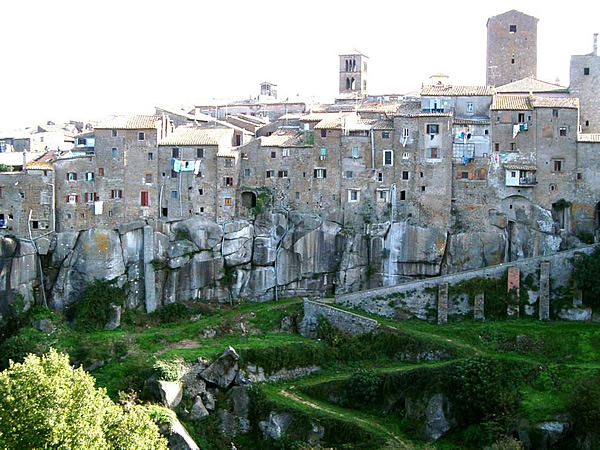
xmin=1 ymin=0 xmax=598 ymax=131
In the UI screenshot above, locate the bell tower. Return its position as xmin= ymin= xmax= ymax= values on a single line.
xmin=339 ymin=50 xmax=368 ymax=96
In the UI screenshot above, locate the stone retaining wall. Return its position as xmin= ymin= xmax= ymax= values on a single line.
xmin=299 ymin=299 xmax=379 ymax=338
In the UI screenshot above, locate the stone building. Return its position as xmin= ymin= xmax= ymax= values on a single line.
xmin=338 ymin=50 xmax=368 ymax=98
xmin=486 ymin=10 xmax=538 ymax=87
xmin=570 ymin=34 xmax=600 ymax=133
xmin=157 ymin=126 xmax=235 ymax=221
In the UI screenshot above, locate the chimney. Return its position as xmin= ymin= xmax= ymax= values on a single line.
xmin=594 ymin=33 xmax=598 ymax=56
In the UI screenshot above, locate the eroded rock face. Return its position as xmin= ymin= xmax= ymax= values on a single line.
xmin=158 ymin=380 xmax=183 ymax=409
xmin=167 ymin=418 xmax=200 ymax=450
xmin=259 ymin=412 xmax=293 ymax=441
xmin=0 ymin=237 xmax=38 ymax=313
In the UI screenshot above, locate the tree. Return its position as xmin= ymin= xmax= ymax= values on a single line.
xmin=0 ymin=349 xmax=167 ymax=449
xmin=572 ymin=247 xmax=600 ymax=309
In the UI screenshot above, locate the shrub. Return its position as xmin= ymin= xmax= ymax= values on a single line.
xmin=153 ymin=358 xmax=184 ymax=382
xmin=344 ymin=369 xmax=381 ymax=407
xmin=72 ymin=279 xmax=125 ymax=331
xmin=572 ymin=248 xmax=600 ymax=309
xmin=567 ymin=371 xmax=600 ymax=436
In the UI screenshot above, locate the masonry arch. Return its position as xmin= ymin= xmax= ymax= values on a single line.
xmin=241 ymin=191 xmax=257 ymax=209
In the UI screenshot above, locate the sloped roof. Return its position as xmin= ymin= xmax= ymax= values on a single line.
xmin=532 ymin=97 xmax=579 ymax=109
xmin=339 ymin=48 xmax=368 ymax=58
xmin=95 ymin=115 xmax=162 ymax=130
xmin=421 ymin=85 xmax=494 ymax=96
xmin=578 ymin=134 xmax=600 ymax=143
xmin=491 ymin=95 xmax=532 ymax=111
xmin=260 ymin=133 xmax=295 ymax=147
xmin=26 ymin=161 xmax=54 ymax=171
xmin=504 ymin=163 xmax=537 ymax=171
xmin=159 ymin=127 xmax=232 ymax=146
xmin=300 ymin=113 xmax=342 ymax=123
xmin=495 ymin=77 xmax=568 ymax=93
xmin=487 ymin=9 xmax=538 ymax=26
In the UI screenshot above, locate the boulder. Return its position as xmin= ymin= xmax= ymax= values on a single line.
xmin=171 ymin=218 xmax=223 ymax=251
xmin=202 ymin=391 xmax=215 ymax=411
xmin=200 ymin=346 xmax=240 ymax=388
xmin=558 ymin=307 xmax=593 ymax=321
xmin=168 ymin=418 xmax=200 ymax=450
xmin=33 ymin=319 xmax=54 ymax=333
xmin=421 ymin=393 xmax=454 ymax=441
xmin=159 ymin=380 xmax=183 ymax=409
xmin=259 ymin=412 xmax=293 ymax=441
xmin=189 ymin=396 xmax=210 ymax=421
xmin=104 ymin=303 xmax=121 ymax=330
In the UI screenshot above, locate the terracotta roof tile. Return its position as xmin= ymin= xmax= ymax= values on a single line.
xmin=159 ymin=127 xmax=232 ymax=146
xmin=532 ymin=97 xmax=579 ymax=109
xmin=495 ymin=77 xmax=568 ymax=93
xmin=95 ymin=115 xmax=162 ymax=130
xmin=420 ymin=85 xmax=494 ymax=96
xmin=491 ymin=95 xmax=532 ymax=111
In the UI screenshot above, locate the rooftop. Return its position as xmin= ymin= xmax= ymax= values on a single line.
xmin=95 ymin=115 xmax=163 ymax=130
xmin=491 ymin=95 xmax=532 ymax=111
xmin=159 ymin=127 xmax=232 ymax=146
xmin=420 ymin=85 xmax=494 ymax=97
xmin=495 ymin=77 xmax=568 ymax=94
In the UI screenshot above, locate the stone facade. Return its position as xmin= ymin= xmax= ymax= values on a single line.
xmin=569 ymin=36 xmax=600 ymax=133
xmin=299 ymin=299 xmax=378 ymax=338
xmin=486 ymin=10 xmax=538 ymax=87
xmin=339 ymin=51 xmax=368 ymax=96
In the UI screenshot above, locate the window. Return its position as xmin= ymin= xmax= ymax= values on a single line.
xmin=402 ymin=152 xmax=410 ymax=159
xmin=400 ymin=190 xmax=406 ymax=200
xmin=461 ymin=171 xmax=469 ymax=179
xmin=584 ymin=67 xmax=590 ymax=76
xmin=141 ymin=191 xmax=149 ymax=206
xmin=222 ymin=177 xmax=233 ymax=186
xmin=314 ymin=168 xmax=326 ymax=179
xmin=552 ymin=160 xmax=563 ymax=172
xmin=494 ymin=142 xmax=500 ymax=152
xmin=171 ymin=170 xmax=178 ymax=178
xmin=466 ymin=102 xmax=474 ymax=113
xmin=511 ymin=58 xmax=515 ymax=64
xmin=271 ymin=151 xmax=276 ymax=158
xmin=402 ymin=128 xmax=410 ymax=138
xmin=383 ymin=150 xmax=393 ymax=166
xmin=295 ymin=192 xmax=300 ymax=199
xmin=266 ymin=170 xmax=274 ymax=178
xmin=172 ymin=148 xmax=179 ymax=158
xmin=427 ymin=148 xmax=441 ymax=159
xmin=111 ymin=189 xmax=123 ymax=199
xmin=402 ymin=171 xmax=409 ymax=180
xmin=145 ymin=173 xmax=153 ymax=184
xmin=518 ymin=113 xmax=525 ymax=122
xmin=352 ymin=146 xmax=360 ymax=158
xmin=348 ymin=189 xmax=360 ymax=202
xmin=511 ymin=171 xmax=517 ymax=178
xmin=278 ymin=170 xmax=288 ymax=178
xmin=170 ymin=190 xmax=178 ymax=199
xmin=84 ymin=192 xmax=96 ymax=203
xmin=382 ymin=131 xmax=390 ymax=139
xmin=321 ymin=129 xmax=327 ymax=138
xmin=98 ymin=168 xmax=104 ymax=176
xmin=550 ymin=183 xmax=557 ymax=191
xmin=138 ymin=131 xmax=145 ymax=141
xmin=510 ymin=143 xmax=516 ymax=151
xmin=67 ymin=194 xmax=77 ymax=204
xmin=196 ymin=171 xmax=202 ymax=178
xmin=40 ymin=192 xmax=51 ymax=205
xmin=577 ymin=172 xmax=583 ymax=180
xmin=421 ymin=186 xmax=426 ymax=192
xmin=426 ymin=124 xmax=439 ymax=134
xmin=509 ymin=24 xmax=517 ymax=33
xmin=320 ymin=147 xmax=327 ymax=159
xmin=559 ymin=127 xmax=567 ymax=137
xmin=224 ymin=197 xmax=232 ymax=206
xmin=552 ymin=109 xmax=559 ymax=118
xmin=345 ymin=170 xmax=353 ymax=178
xmin=377 ymin=190 xmax=388 ymax=202
xmin=378 ymin=172 xmax=383 ymax=182
xmin=111 ymin=129 xmax=117 ymax=137
xmin=85 ymin=172 xmax=94 ymax=181
xmin=196 ymin=148 xmax=204 ymax=158
xmin=420 ymin=171 xmax=424 ymax=178
xmin=244 ymin=168 xmax=251 ymax=176
xmin=32 ymin=221 xmax=39 ymax=229
xmin=225 ymin=159 xmax=233 ymax=168
xmin=67 ymin=172 xmax=77 ymax=181
xmin=282 ymin=148 xmax=290 ymax=157
xmin=148 ymin=152 xmax=154 ymax=161
xmin=112 ymin=147 xmax=118 ymax=157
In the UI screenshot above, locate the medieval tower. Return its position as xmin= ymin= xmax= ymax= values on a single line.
xmin=486 ymin=10 xmax=538 ymax=87
xmin=339 ymin=50 xmax=368 ymax=96
xmin=570 ymin=34 xmax=600 ymax=133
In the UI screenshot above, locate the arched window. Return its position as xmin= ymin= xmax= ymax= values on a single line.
xmin=346 ymin=78 xmax=351 ymax=89
xmin=474 ymin=168 xmax=487 ymax=180
xmin=352 ymin=59 xmax=356 ymax=71
xmin=351 ymin=78 xmax=356 ymax=90
xmin=345 ymin=60 xmax=349 ymax=72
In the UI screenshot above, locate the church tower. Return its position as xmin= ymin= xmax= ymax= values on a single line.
xmin=339 ymin=50 xmax=368 ymax=96
xmin=486 ymin=10 xmax=538 ymax=87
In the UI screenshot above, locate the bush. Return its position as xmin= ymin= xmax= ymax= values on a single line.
xmin=344 ymin=369 xmax=381 ymax=407
xmin=72 ymin=279 xmax=125 ymax=331
xmin=567 ymin=371 xmax=600 ymax=436
xmin=153 ymin=357 xmax=184 ymax=382
xmin=572 ymin=248 xmax=600 ymax=309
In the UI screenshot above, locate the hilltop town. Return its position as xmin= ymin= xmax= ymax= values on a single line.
xmin=0 ymin=9 xmax=599 ymax=282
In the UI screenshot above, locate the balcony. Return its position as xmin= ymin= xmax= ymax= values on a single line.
xmin=504 ymin=164 xmax=537 ymax=187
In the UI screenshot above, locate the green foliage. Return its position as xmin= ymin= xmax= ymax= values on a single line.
xmin=0 ymin=328 xmax=49 ymax=369
xmin=484 ymin=435 xmax=526 ymax=450
xmin=0 ymin=349 xmax=166 ymax=449
xmin=240 ymin=342 xmax=333 ymax=375
xmin=251 ymin=189 xmax=272 ymax=217
xmin=72 ymin=279 xmax=125 ymax=331
xmin=146 ymin=404 xmax=177 ymax=434
xmin=462 ymin=421 xmax=505 ymax=448
xmin=153 ymin=302 xmax=188 ymax=324
xmin=572 ymin=247 xmax=600 ymax=308
xmin=344 ymin=369 xmax=381 ymax=407
xmin=578 ymin=231 xmax=595 ymax=245
xmin=567 ymin=371 xmax=600 ymax=436
xmin=447 ymin=357 xmax=526 ymax=424
xmin=553 ymin=198 xmax=572 ymax=210
xmin=153 ymin=357 xmax=184 ymax=382
xmin=0 ymin=164 xmax=14 ymax=172
xmin=449 ymin=273 xmax=510 ymax=319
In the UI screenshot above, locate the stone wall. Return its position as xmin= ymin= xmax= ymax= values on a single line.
xmin=336 ymin=245 xmax=596 ymax=321
xmin=299 ymin=299 xmax=378 ymax=338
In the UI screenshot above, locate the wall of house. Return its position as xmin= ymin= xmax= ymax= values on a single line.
xmin=570 ymin=52 xmax=600 ymax=133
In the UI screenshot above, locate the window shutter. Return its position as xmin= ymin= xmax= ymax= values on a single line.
xmin=468 ymin=172 xmax=473 ymax=180
xmin=74 ymin=173 xmax=77 ymax=181
xmin=314 ymin=169 xmax=317 ymax=178
xmin=66 ymin=195 xmax=69 ymax=203
xmin=110 ymin=190 xmax=114 ymax=199
xmin=119 ymin=190 xmax=123 ymax=198
xmin=75 ymin=195 xmax=79 ymax=203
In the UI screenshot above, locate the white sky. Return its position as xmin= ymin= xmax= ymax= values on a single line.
xmin=0 ymin=0 xmax=598 ymax=131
